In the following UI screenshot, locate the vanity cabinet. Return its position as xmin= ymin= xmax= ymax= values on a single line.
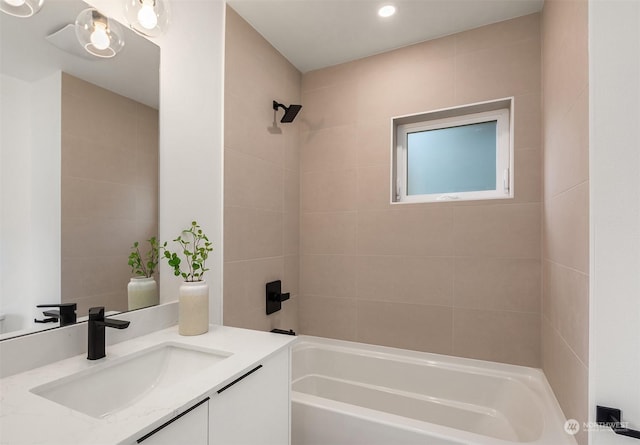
xmin=132 ymin=347 xmax=290 ymax=445
xmin=209 ymin=348 xmax=290 ymax=445
xmin=136 ymin=399 xmax=209 ymax=445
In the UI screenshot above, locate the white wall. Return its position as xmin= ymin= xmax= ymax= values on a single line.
xmin=86 ymin=0 xmax=226 ymax=325
xmin=589 ymin=0 xmax=640 ymax=443
xmin=0 ymin=72 xmax=61 ymax=333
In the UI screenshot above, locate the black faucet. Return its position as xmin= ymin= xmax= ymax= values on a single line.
xmin=35 ymin=303 xmax=77 ymax=326
xmin=87 ymin=307 xmax=130 ymax=360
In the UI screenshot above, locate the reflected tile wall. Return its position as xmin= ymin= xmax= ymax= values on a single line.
xmin=61 ymin=73 xmax=158 ymax=316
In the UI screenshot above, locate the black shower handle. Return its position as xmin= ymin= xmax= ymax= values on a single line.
xmin=597 ymin=406 xmax=640 ymax=439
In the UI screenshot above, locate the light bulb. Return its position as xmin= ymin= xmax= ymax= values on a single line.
xmin=90 ymin=22 xmax=110 ymax=50
xmin=378 ymin=5 xmax=396 ymax=18
xmin=137 ymin=1 xmax=157 ymax=29
xmin=4 ymin=0 xmax=26 ymax=6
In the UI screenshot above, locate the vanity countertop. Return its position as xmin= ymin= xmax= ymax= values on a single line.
xmin=0 ymin=325 xmax=296 ymax=445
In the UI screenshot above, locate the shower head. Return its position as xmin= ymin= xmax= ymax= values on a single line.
xmin=273 ymin=101 xmax=302 ymax=123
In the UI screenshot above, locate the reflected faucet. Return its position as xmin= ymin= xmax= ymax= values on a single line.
xmin=87 ymin=307 xmax=130 ymax=360
xmin=35 ymin=303 xmax=77 ymax=326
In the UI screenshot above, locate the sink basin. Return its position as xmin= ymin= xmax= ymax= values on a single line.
xmin=31 ymin=343 xmax=231 ymax=418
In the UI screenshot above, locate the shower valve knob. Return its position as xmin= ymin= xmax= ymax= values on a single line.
xmin=266 ymin=280 xmax=290 ymax=315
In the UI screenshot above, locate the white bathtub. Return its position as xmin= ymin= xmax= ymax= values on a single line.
xmin=291 ymin=336 xmax=576 ymax=445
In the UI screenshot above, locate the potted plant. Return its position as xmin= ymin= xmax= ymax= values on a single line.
xmin=163 ymin=221 xmax=213 ymax=335
xmin=127 ymin=236 xmax=160 ymax=310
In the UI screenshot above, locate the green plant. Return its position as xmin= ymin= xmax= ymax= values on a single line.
xmin=163 ymin=221 xmax=213 ymax=282
xmin=128 ymin=236 xmax=160 ymax=278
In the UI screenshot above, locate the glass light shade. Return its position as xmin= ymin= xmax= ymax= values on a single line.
xmin=123 ymin=0 xmax=169 ymax=38
xmin=0 ymin=0 xmax=43 ymax=18
xmin=75 ymin=8 xmax=125 ymax=58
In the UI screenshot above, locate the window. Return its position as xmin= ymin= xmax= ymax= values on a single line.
xmin=392 ymin=98 xmax=513 ymax=203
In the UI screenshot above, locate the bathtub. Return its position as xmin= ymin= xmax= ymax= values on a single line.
xmin=291 ymin=336 xmax=576 ymax=445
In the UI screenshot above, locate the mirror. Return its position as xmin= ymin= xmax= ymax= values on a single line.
xmin=0 ymin=0 xmax=160 ymax=339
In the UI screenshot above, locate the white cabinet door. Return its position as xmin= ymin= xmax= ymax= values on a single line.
xmin=210 ymin=349 xmax=290 ymax=445
xmin=138 ymin=399 xmax=209 ymax=445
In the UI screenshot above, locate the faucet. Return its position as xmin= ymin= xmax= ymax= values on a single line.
xmin=35 ymin=303 xmax=77 ymax=326
xmin=87 ymin=307 xmax=130 ymax=360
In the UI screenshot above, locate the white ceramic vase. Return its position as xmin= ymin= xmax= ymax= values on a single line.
xmin=127 ymin=277 xmax=159 ymax=310
xmin=179 ymin=280 xmax=209 ymax=336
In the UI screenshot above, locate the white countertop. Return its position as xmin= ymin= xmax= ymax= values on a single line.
xmin=0 ymin=324 xmax=296 ymax=445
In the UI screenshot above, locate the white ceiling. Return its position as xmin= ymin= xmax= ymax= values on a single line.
xmin=1 ymin=0 xmax=159 ymax=109
xmin=227 ymin=0 xmax=544 ymax=73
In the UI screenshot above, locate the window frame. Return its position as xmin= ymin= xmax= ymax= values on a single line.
xmin=391 ymin=98 xmax=514 ymax=204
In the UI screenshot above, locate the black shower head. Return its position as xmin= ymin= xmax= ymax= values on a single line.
xmin=273 ymin=101 xmax=302 ymax=123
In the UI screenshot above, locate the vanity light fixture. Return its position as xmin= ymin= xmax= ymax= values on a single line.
xmin=0 ymin=0 xmax=43 ymax=18
xmin=377 ymin=4 xmax=396 ymax=18
xmin=75 ymin=8 xmax=125 ymax=58
xmin=123 ymin=0 xmax=169 ymax=37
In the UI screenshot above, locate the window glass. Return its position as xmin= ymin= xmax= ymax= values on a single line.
xmin=406 ymin=121 xmax=497 ymax=195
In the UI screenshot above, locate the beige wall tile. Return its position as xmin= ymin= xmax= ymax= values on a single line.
xmin=283 ymin=254 xmax=299 ymax=297
xmin=541 ymin=0 xmax=589 ymax=437
xmin=283 ymin=212 xmax=300 ymax=256
xmin=543 ymin=261 xmax=589 ymax=364
xmin=302 ymin=81 xmax=357 ymax=131
xmin=302 ymin=62 xmax=358 ymax=93
xmin=300 ymin=211 xmax=357 ymax=255
xmin=358 ymin=208 xmax=454 ymax=256
xmin=543 ymin=182 xmax=589 ymax=273
xmin=356 ymin=120 xmax=392 ymax=168
xmin=224 ymin=206 xmax=283 ymax=261
xmin=284 ymin=168 xmax=299 ymax=214
xmin=301 ymin=169 xmax=357 ymax=212
xmin=542 ymin=0 xmax=588 ymax=129
xmin=514 ymin=93 xmax=542 ymax=150
xmin=454 ymin=258 xmax=541 ymax=312
xmin=224 ymin=6 xmax=302 ymax=332
xmin=300 ymin=255 xmax=356 ymax=298
xmin=356 ymin=52 xmax=456 ymax=122
xmin=454 ymin=203 xmax=541 ymax=258
xmin=357 ymin=256 xmax=453 ymax=306
xmin=453 ymin=308 xmax=540 ymax=367
xmin=513 ymin=149 xmax=542 ymax=204
xmin=543 ymin=88 xmax=589 ymax=199
xmin=455 ymin=39 xmax=541 ymax=104
xmin=225 ymin=148 xmax=283 ymax=212
xmin=300 ymin=125 xmax=357 ymax=173
xmin=455 ymin=14 xmax=540 ymax=56
xmin=357 ymin=301 xmax=453 ymax=355
xmin=223 ymin=257 xmax=284 ymax=331
xmin=541 ymin=317 xmax=588 ymax=445
xmin=357 ymin=166 xmax=392 ymax=210
xmin=299 ymin=296 xmax=358 ymax=341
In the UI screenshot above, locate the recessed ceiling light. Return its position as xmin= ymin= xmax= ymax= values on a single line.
xmin=378 ymin=5 xmax=396 ymax=18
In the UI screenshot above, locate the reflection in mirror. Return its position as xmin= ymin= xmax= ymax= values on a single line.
xmin=0 ymin=0 xmax=160 ymax=339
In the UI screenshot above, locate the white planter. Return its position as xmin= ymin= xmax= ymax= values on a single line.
xmin=127 ymin=277 xmax=159 ymax=310
xmin=179 ymin=280 xmax=209 ymax=336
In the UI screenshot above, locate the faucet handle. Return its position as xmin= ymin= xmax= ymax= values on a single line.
xmin=88 ymin=306 xmax=105 ymax=321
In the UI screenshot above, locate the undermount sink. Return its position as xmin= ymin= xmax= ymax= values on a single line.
xmin=31 ymin=343 xmax=232 ymax=418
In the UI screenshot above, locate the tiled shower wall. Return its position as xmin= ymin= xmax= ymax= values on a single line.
xmin=61 ymin=73 xmax=158 ymax=315
xmin=223 ymin=7 xmax=301 ymax=331
xmin=541 ymin=1 xmax=589 ymax=444
xmin=298 ymin=14 xmax=543 ymax=367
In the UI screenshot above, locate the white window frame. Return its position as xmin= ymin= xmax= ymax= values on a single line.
xmin=392 ymin=98 xmax=514 ymax=204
